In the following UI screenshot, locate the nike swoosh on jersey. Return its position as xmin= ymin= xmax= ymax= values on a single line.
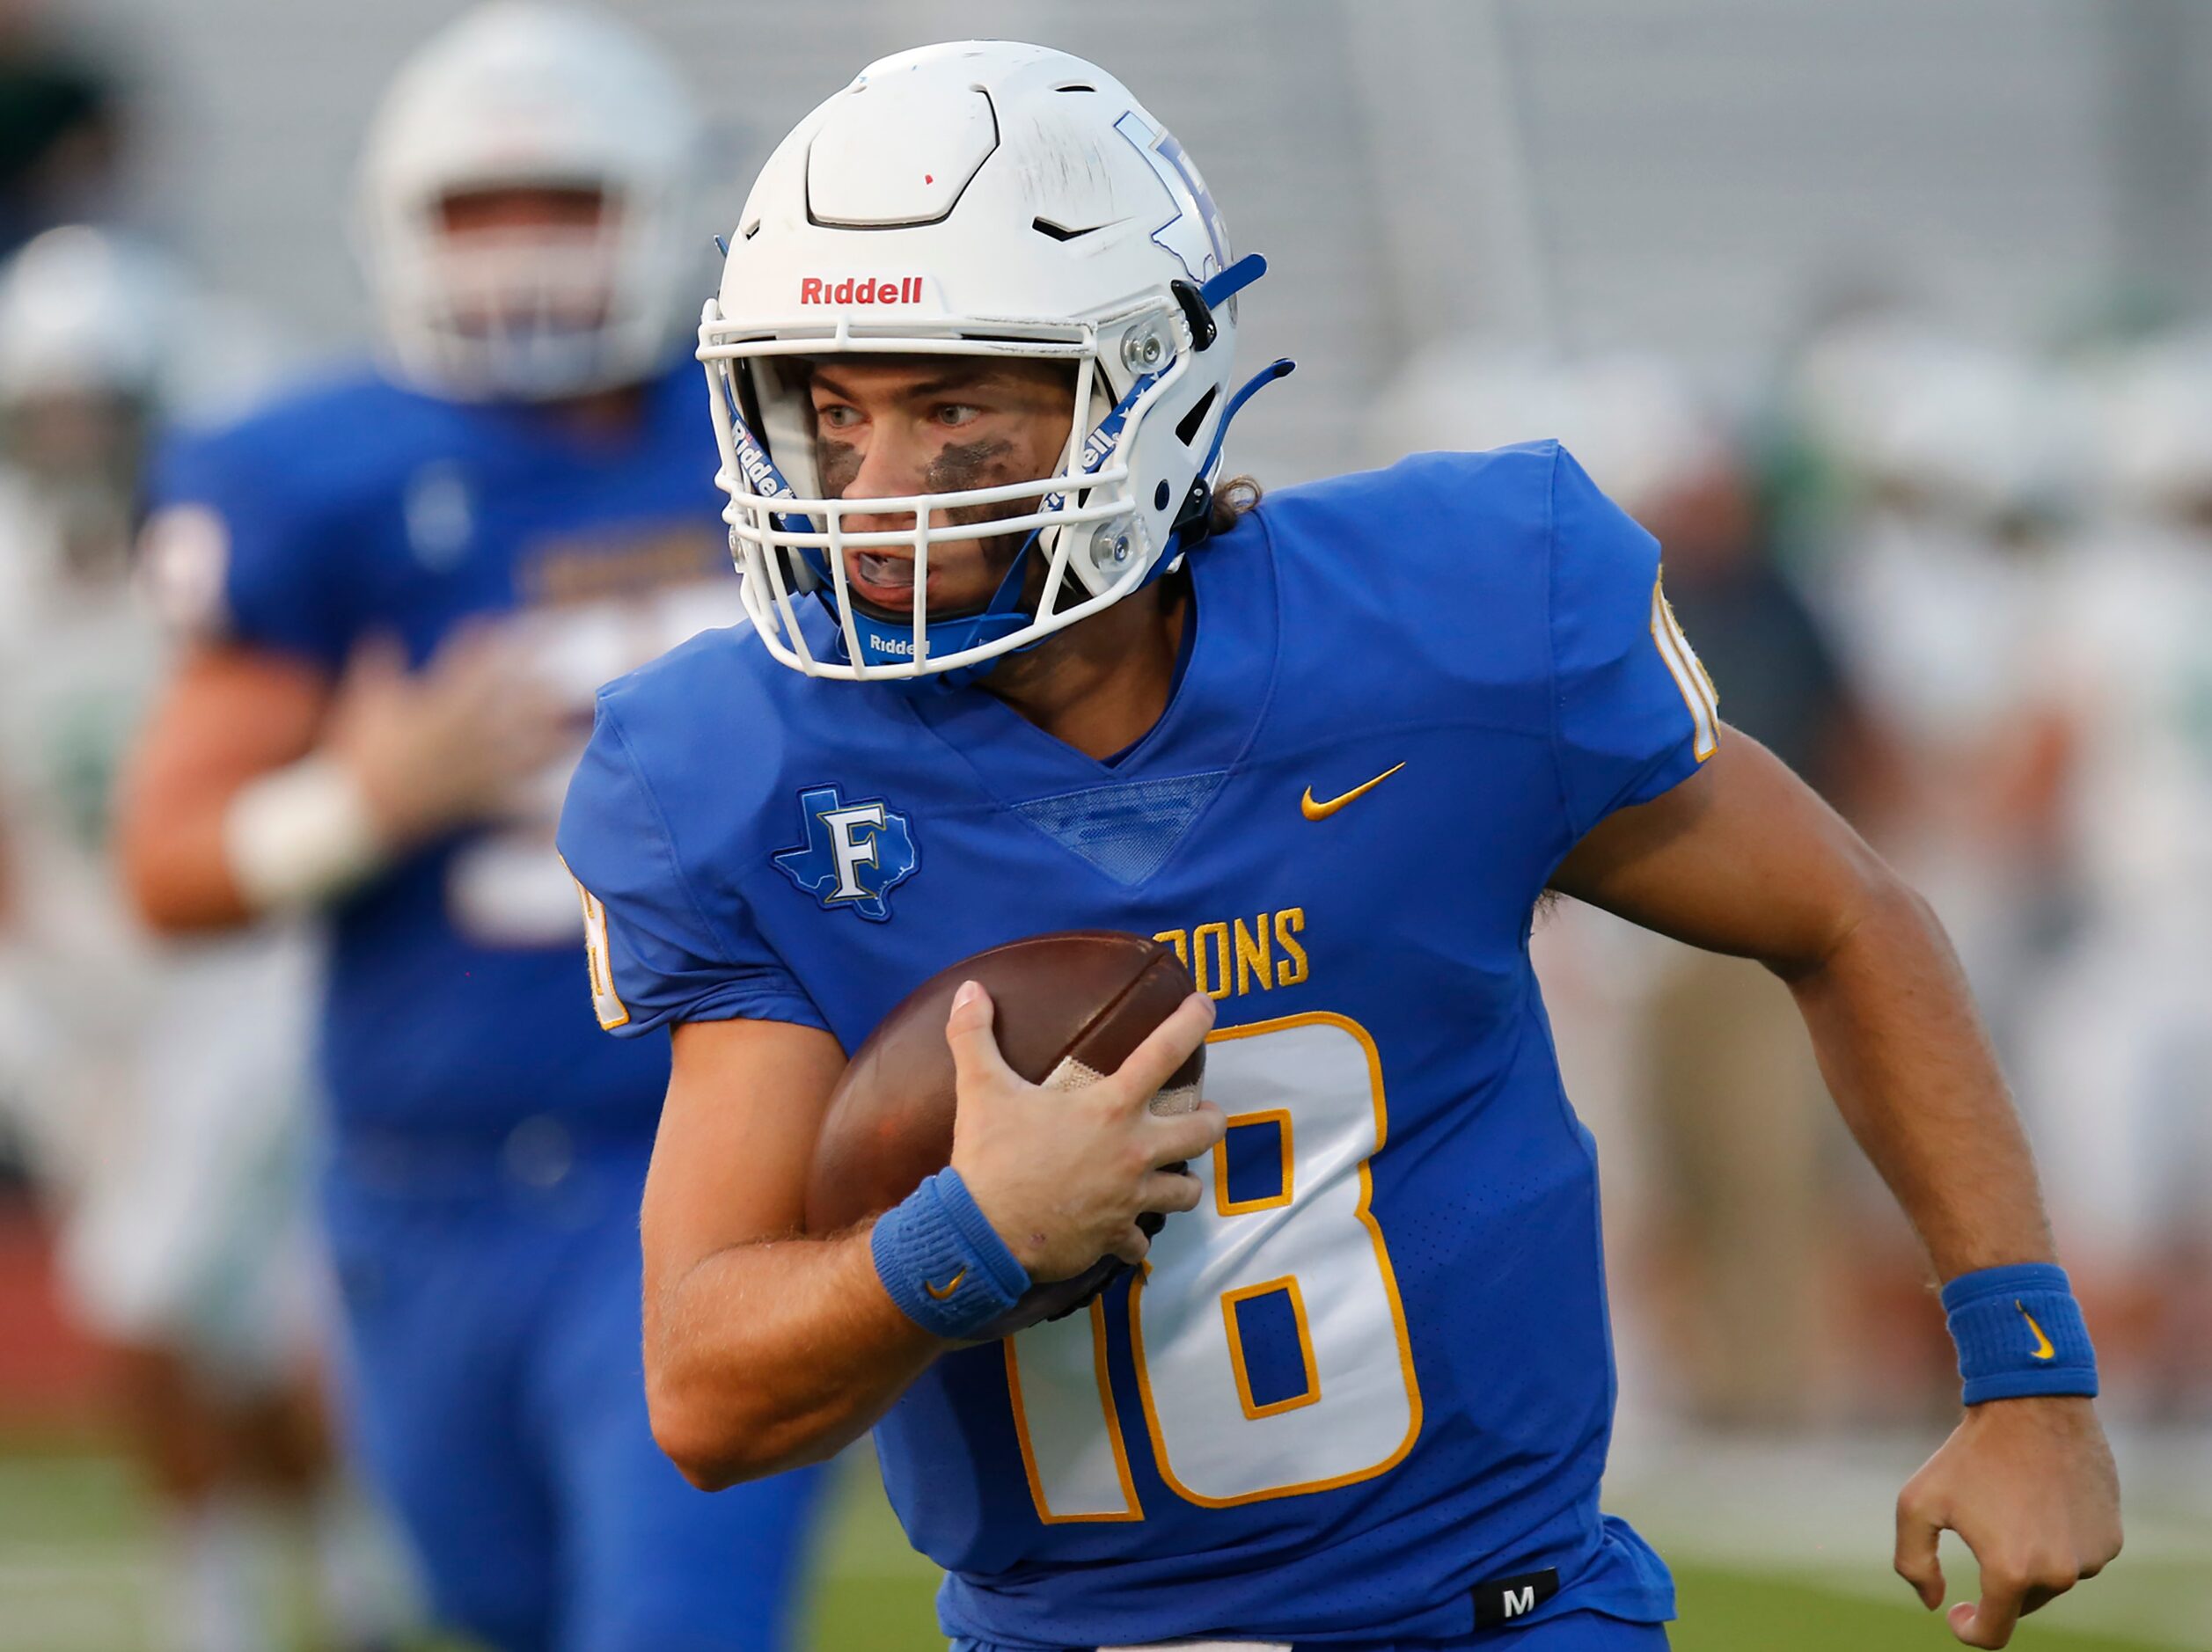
xmin=2018 ymin=1302 xmax=2055 ymax=1361
xmin=1300 ymin=762 xmax=1406 ymax=821
xmin=925 ymin=1268 xmax=968 ymax=1300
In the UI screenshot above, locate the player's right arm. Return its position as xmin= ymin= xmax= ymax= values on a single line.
xmin=120 ymin=644 xmax=331 ymax=930
xmin=641 ymin=985 xmax=1218 ymax=1489
xmin=122 ymin=629 xmax=575 ymax=932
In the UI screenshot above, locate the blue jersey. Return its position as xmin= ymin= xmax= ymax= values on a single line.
xmin=152 ymin=362 xmax=747 ymax=1141
xmin=558 ymin=444 xmax=1721 ymax=1645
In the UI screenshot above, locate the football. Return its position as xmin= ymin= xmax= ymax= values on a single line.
xmin=804 ymin=931 xmax=1206 ymax=1338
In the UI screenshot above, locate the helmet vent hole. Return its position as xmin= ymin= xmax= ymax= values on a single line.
xmin=1175 ymin=384 xmax=1219 ymax=447
xmin=1032 ymin=216 xmax=1102 ymax=243
xmin=1154 ymin=481 xmax=1171 ymax=510
xmin=741 ymin=220 xmax=761 ymax=240
xmin=1054 ymin=83 xmax=1096 ymax=93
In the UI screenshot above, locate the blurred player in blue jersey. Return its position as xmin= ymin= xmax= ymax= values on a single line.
xmin=559 ymin=41 xmax=2119 ymax=1652
xmin=117 ymin=6 xmax=826 ymax=1648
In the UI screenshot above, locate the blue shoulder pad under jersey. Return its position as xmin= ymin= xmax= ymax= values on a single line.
xmin=1531 ymin=441 xmax=1719 ymax=835
xmin=559 ymin=641 xmax=831 ymax=1039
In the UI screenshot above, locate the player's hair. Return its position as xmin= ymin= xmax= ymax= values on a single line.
xmin=1210 ymin=474 xmax=1262 ymax=537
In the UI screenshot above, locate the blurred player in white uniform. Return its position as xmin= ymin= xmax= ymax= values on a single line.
xmin=0 ymin=226 xmax=402 ymax=1652
xmin=2015 ymin=333 xmax=2212 ymax=1411
xmin=1788 ymin=315 xmax=2085 ymax=1027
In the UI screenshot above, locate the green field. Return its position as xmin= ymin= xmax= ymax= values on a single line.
xmin=0 ymin=1444 xmax=2191 ymax=1651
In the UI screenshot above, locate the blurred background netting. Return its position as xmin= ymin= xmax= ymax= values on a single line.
xmin=0 ymin=0 xmax=2208 ymax=1648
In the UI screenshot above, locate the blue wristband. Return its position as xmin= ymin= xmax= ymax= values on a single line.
xmin=871 ymin=1168 xmax=1030 ymax=1341
xmin=1940 ymin=1262 xmax=2098 ymax=1405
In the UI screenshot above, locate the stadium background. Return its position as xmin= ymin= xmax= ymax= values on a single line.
xmin=1 ymin=0 xmax=2208 ymax=1647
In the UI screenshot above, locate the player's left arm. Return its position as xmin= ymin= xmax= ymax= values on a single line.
xmin=1549 ymin=730 xmax=2121 ymax=1651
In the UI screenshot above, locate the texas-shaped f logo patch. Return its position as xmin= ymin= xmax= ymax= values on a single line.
xmin=772 ymin=786 xmax=919 ymax=923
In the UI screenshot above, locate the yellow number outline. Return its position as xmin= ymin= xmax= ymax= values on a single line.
xmin=1213 ymin=1107 xmax=1294 ymax=1216
xmin=1004 ymin=1295 xmax=1145 ymax=1524
xmin=1220 ymin=1275 xmax=1322 ymax=1420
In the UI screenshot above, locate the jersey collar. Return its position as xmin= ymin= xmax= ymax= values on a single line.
xmin=896 ymin=510 xmax=1281 ymax=808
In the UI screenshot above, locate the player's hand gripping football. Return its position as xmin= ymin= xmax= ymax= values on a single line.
xmin=326 ymin=624 xmax=578 ymax=849
xmin=944 ymin=980 xmax=1226 ymax=1281
xmin=1893 ymin=1394 xmax=2122 ymax=1648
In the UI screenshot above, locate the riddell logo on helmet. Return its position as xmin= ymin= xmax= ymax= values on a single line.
xmin=799 ymin=276 xmax=924 ymax=305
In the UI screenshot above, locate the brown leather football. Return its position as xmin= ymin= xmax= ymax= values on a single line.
xmin=805 ymin=930 xmax=1205 ymax=1339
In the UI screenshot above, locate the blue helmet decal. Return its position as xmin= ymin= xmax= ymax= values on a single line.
xmin=771 ymin=785 xmax=919 ymax=922
xmin=1116 ymin=110 xmax=1229 ymax=281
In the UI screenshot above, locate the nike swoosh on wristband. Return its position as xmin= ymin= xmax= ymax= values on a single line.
xmin=924 ymin=1268 xmax=968 ymax=1300
xmin=2018 ymin=1302 xmax=2055 ymax=1361
xmin=1300 ymin=762 xmax=1406 ymax=821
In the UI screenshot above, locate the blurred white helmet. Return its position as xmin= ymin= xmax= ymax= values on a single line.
xmin=1369 ymin=340 xmax=1732 ymax=522
xmin=702 ymin=40 xmax=1281 ymax=684
xmin=2081 ymin=328 xmax=2212 ymax=517
xmin=0 ymin=227 xmax=286 ymax=431
xmin=355 ymin=1 xmax=705 ymax=401
xmin=0 ymin=226 xmax=178 ymax=406
xmin=1791 ymin=314 xmax=2085 ymax=525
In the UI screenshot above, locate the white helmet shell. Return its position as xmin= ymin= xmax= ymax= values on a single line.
xmin=0 ymin=226 xmax=179 ymax=404
xmin=702 ymin=40 xmax=1255 ymax=683
xmin=355 ymin=1 xmax=704 ymax=401
xmin=1791 ymin=314 xmax=2087 ymax=524
xmin=2083 ymin=327 xmax=2212 ymax=516
xmin=0 ymin=225 xmax=284 ymax=427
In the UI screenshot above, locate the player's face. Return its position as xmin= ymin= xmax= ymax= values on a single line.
xmin=804 ymin=357 xmax=1075 ymax=617
xmin=437 ymin=184 xmax=607 ymax=236
xmin=434 ymin=184 xmax=613 ymax=330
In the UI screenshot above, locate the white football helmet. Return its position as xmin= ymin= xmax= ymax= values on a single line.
xmin=2083 ymin=328 xmax=2212 ymax=519
xmin=1791 ymin=314 xmax=2087 ymax=528
xmin=702 ymin=40 xmax=1283 ymax=683
xmin=355 ymin=1 xmax=704 ymax=402
xmin=0 ymin=226 xmax=179 ymax=406
xmin=0 ymin=227 xmax=285 ymax=438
